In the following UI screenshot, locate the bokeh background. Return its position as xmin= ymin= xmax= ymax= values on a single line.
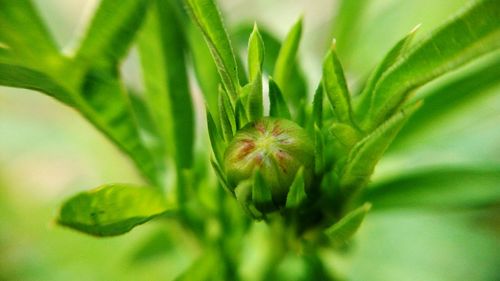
xmin=1 ymin=0 xmax=499 ymax=280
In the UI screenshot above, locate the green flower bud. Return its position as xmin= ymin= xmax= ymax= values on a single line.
xmin=224 ymin=117 xmax=314 ymax=209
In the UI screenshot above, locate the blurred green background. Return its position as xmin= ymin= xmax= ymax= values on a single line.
xmin=1 ymin=0 xmax=499 ymax=280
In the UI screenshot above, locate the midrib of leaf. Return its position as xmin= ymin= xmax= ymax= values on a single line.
xmin=365 ymin=0 xmax=500 ymax=130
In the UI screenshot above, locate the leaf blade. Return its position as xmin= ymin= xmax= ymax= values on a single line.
xmin=366 ymin=0 xmax=500 ymax=129
xmin=58 ymin=184 xmax=173 ymax=237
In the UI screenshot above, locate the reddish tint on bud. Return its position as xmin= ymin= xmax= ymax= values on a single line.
xmin=224 ymin=117 xmax=314 ymax=205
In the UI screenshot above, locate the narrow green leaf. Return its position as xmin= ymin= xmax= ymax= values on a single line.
xmin=218 ymin=85 xmax=235 ymax=142
xmin=354 ymin=25 xmax=420 ymax=123
xmin=58 ymin=184 xmax=172 ymax=237
xmin=252 ymin=170 xmax=275 ymax=212
xmin=325 ymin=203 xmax=371 ymax=245
xmin=206 ymin=108 xmax=225 ymax=165
xmin=75 ymin=0 xmax=148 ymax=63
xmin=268 ymin=78 xmax=291 ymax=119
xmin=273 ymin=17 xmax=305 ymax=108
xmin=0 ymin=63 xmax=75 ymax=106
xmin=312 ymin=84 xmax=324 ymax=128
xmin=366 ymin=0 xmax=500 ymax=130
xmin=246 ymin=71 xmax=263 ymax=121
xmin=248 ymin=23 xmax=265 ymax=82
xmin=185 ymin=0 xmax=240 ymax=100
xmin=232 ymin=24 xmax=308 ymax=111
xmin=322 ymin=40 xmax=354 ymax=125
xmin=364 ymin=166 xmax=500 ymax=209
xmin=235 ymin=96 xmax=249 ymax=129
xmin=0 ymin=0 xmax=60 ymax=67
xmin=210 ymin=157 xmax=233 ymax=196
xmin=138 ymin=0 xmax=194 ymax=169
xmin=394 ymin=54 xmax=500 ymax=147
xmin=187 ymin=23 xmax=220 ymax=119
xmin=314 ymin=127 xmax=325 ymax=175
xmin=286 ymin=167 xmax=307 ymax=208
xmin=340 ymin=102 xmax=421 ymax=191
xmin=79 ymin=67 xmax=161 ymax=185
xmin=328 ymin=0 xmax=369 ymax=61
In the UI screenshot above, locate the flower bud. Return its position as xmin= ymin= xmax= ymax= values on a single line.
xmin=224 ymin=117 xmax=314 ymax=209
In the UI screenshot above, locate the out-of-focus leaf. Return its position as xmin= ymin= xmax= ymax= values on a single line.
xmin=366 ymin=0 xmax=500 ymax=130
xmin=394 ymin=53 xmax=500 ymax=147
xmin=247 ymin=23 xmax=265 ymax=82
xmin=322 ymin=41 xmax=354 ymax=126
xmin=354 ymin=25 xmax=419 ymax=123
xmin=314 ymin=127 xmax=325 ymax=175
xmin=325 ymin=203 xmax=371 ymax=245
xmin=344 ymin=210 xmax=500 ymax=281
xmin=340 ymin=102 xmax=421 ymax=191
xmin=0 ymin=0 xmax=60 ymax=67
xmin=58 ymin=184 xmax=173 ymax=237
xmin=185 ymin=0 xmax=240 ymax=100
xmin=75 ymin=0 xmax=148 ymax=63
xmin=364 ymin=166 xmax=500 ymax=209
xmin=138 ymin=0 xmax=194 ymax=169
xmin=268 ymin=78 xmax=291 ymax=119
xmin=329 ymin=0 xmax=369 ymax=62
xmin=130 ymin=230 xmax=175 ymax=264
xmin=0 ymin=63 xmax=75 ymax=105
xmin=176 ymin=249 xmax=229 ymax=281
xmin=273 ymin=17 xmax=306 ymax=109
xmin=79 ymin=66 xmax=161 ymax=185
xmin=286 ymin=167 xmax=307 ymax=208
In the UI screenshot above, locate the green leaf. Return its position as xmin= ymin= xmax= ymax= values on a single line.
xmin=252 ymin=170 xmax=275 ymax=213
xmin=138 ymin=0 xmax=194 ymax=169
xmin=325 ymin=203 xmax=371 ymax=245
xmin=273 ymin=17 xmax=305 ymax=109
xmin=218 ymin=86 xmax=235 ymax=143
xmin=187 ymin=23 xmax=220 ymax=119
xmin=75 ymin=0 xmax=149 ymax=63
xmin=366 ymin=0 xmax=500 ymax=130
xmin=268 ymin=78 xmax=291 ymax=119
xmin=314 ymin=127 xmax=325 ymax=175
xmin=79 ymin=66 xmax=161 ymax=185
xmin=394 ymin=53 xmax=500 ymax=147
xmin=232 ymin=24 xmax=308 ymax=113
xmin=312 ymin=84 xmax=324 ymax=128
xmin=328 ymin=0 xmax=369 ymax=62
xmin=185 ymin=0 xmax=240 ymax=100
xmin=354 ymin=25 xmax=419 ymax=123
xmin=235 ymin=180 xmax=263 ymax=219
xmin=0 ymin=63 xmax=75 ymax=106
xmin=364 ymin=166 xmax=500 ymax=209
xmin=206 ymin=108 xmax=225 ymax=165
xmin=210 ymin=157 xmax=233 ymax=196
xmin=285 ymin=167 xmax=307 ymax=208
xmin=235 ymin=96 xmax=249 ymax=129
xmin=322 ymin=40 xmax=354 ymax=125
xmin=246 ymin=71 xmax=263 ymax=121
xmin=58 ymin=184 xmax=172 ymax=237
xmin=0 ymin=0 xmax=60 ymax=67
xmin=247 ymin=23 xmax=265 ymax=82
xmin=340 ymin=102 xmax=421 ymax=192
